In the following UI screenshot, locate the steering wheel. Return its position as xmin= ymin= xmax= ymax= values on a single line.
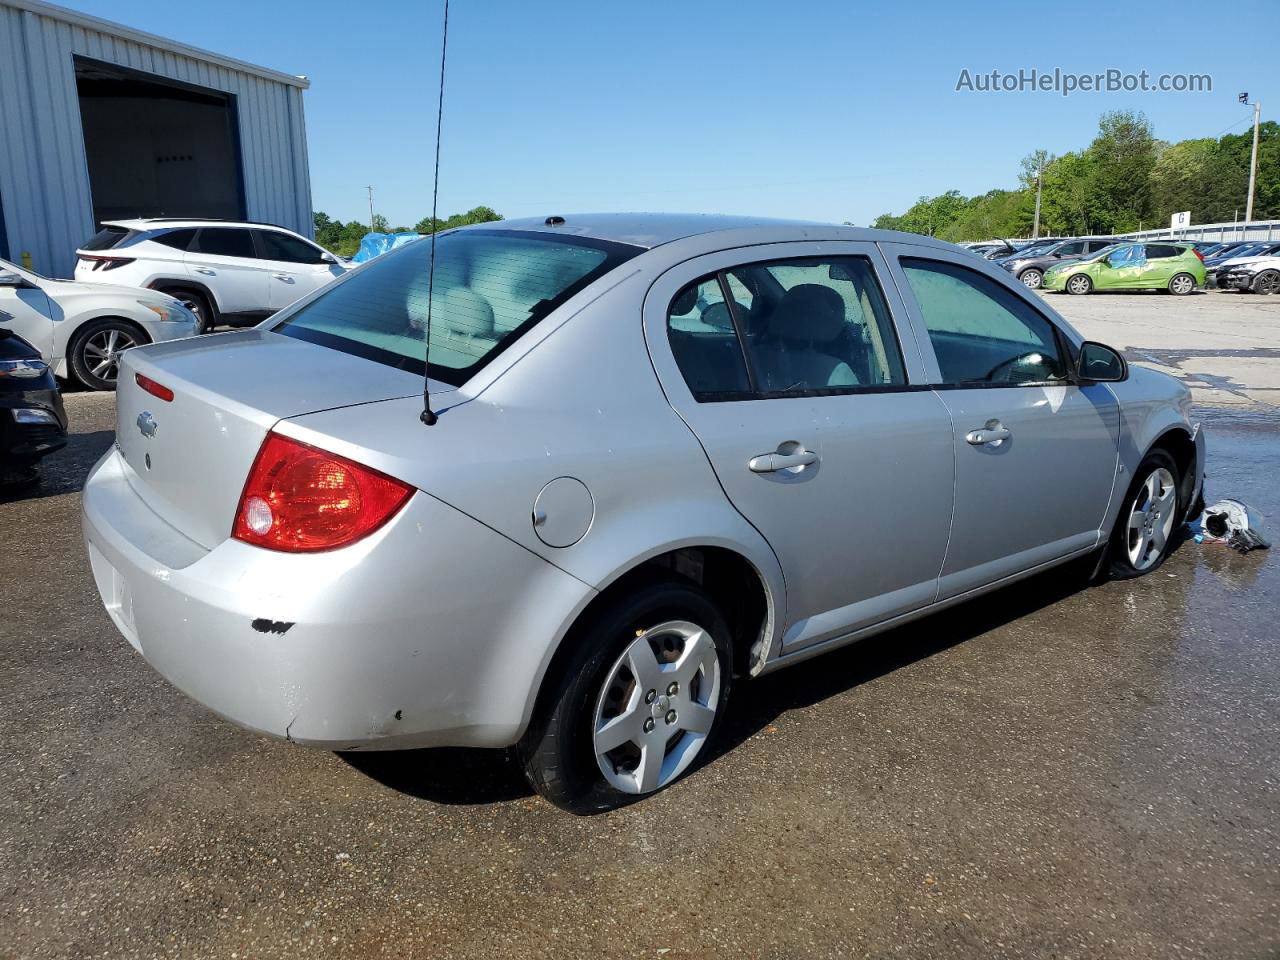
xmin=983 ymin=351 xmax=1048 ymax=383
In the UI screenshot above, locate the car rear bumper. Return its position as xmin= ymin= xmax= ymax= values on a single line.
xmin=82 ymin=447 xmax=593 ymax=750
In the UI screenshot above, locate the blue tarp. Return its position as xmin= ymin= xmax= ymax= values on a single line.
xmin=351 ymin=232 xmax=422 ymax=263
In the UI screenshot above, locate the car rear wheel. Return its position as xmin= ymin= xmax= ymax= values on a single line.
xmin=518 ymin=577 xmax=733 ymax=813
xmin=1107 ymin=450 xmax=1181 ymax=580
xmin=1252 ymin=270 xmax=1280 ymax=295
xmin=1019 ymin=268 xmax=1043 ymax=289
xmin=1168 ymin=273 xmax=1196 ymax=296
xmin=68 ymin=318 xmax=146 ymax=391
xmin=1066 ymin=274 xmax=1093 ymax=295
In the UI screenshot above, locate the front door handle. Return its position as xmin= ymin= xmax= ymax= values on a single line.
xmin=965 ymin=421 xmax=1012 ymax=446
xmin=272 ymin=273 xmax=295 ymax=282
xmin=749 ymin=448 xmax=819 ymax=473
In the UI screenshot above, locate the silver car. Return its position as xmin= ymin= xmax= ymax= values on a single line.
xmin=82 ymin=215 xmax=1205 ymax=812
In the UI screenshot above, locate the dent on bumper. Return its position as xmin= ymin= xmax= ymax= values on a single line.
xmin=82 ymin=449 xmax=593 ymax=750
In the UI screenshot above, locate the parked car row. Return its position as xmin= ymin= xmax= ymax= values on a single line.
xmin=966 ymin=233 xmax=1280 ymax=296
xmin=76 ymin=219 xmax=349 ymax=333
xmin=0 ymin=257 xmax=198 ymax=389
xmin=0 ymin=219 xmax=350 ymax=397
xmin=1042 ymin=242 xmax=1206 ymax=296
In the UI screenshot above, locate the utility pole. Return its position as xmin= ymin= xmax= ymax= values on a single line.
xmin=1238 ymin=93 xmax=1262 ymax=223
xmin=1032 ymin=154 xmax=1044 ymax=240
xmin=366 ymin=185 xmax=375 ymax=233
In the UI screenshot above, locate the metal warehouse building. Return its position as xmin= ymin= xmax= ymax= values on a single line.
xmin=0 ymin=0 xmax=312 ymax=278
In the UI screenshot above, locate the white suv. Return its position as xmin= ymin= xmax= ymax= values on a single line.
xmin=75 ymin=220 xmax=348 ymax=332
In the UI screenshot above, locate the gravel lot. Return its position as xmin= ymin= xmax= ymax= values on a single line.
xmin=2 ymin=291 xmax=1277 ymax=959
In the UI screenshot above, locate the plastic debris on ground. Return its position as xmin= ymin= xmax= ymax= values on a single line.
xmin=351 ymin=232 xmax=423 ymax=264
xmin=1191 ymin=499 xmax=1271 ymax=554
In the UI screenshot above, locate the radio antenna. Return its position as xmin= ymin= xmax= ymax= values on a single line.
xmin=420 ymin=0 xmax=450 ymax=426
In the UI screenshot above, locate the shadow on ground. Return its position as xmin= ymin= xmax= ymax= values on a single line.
xmin=342 ymin=544 xmax=1146 ymax=808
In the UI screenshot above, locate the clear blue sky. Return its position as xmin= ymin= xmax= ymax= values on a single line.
xmin=69 ymin=0 xmax=1279 ymax=228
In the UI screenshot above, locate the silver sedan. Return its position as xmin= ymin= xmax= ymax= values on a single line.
xmin=82 ymin=215 xmax=1205 ymax=812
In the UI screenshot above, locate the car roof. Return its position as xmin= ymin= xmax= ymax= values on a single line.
xmin=101 ymin=218 xmax=293 ymax=232
xmin=470 ymin=212 xmax=960 ymax=252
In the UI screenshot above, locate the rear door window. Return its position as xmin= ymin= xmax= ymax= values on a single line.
xmin=81 ymin=226 xmax=131 ymax=251
xmin=667 ymin=275 xmax=751 ymax=398
xmin=1144 ymin=244 xmax=1182 ymax=259
xmin=191 ymin=228 xmax=255 ymax=259
xmin=153 ymin=228 xmax=196 ymax=251
xmin=256 ymin=230 xmax=327 ymax=264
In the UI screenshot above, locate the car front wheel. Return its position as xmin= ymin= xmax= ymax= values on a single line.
xmin=518 ymin=578 xmax=733 ymax=813
xmin=68 ymin=318 xmax=146 ymax=391
xmin=1066 ymin=274 xmax=1093 ymax=295
xmin=1252 ymin=270 xmax=1280 ymax=295
xmin=1108 ymin=450 xmax=1182 ymax=579
xmin=1019 ymin=268 xmax=1043 ymax=289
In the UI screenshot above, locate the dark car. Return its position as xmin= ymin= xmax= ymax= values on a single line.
xmin=0 ymin=328 xmax=68 ymax=485
xmin=998 ymin=237 xmax=1115 ymax=289
xmin=1204 ymin=242 xmax=1280 ymax=287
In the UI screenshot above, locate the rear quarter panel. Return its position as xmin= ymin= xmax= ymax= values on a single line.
xmin=281 ymin=262 xmax=786 ymax=726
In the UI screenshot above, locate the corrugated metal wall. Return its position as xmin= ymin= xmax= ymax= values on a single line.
xmin=0 ymin=2 xmax=312 ymax=277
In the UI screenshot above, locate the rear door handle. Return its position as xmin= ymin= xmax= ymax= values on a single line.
xmin=193 ymin=267 xmax=215 ymax=275
xmin=749 ymin=449 xmax=819 ymax=473
xmin=965 ymin=421 xmax=1012 ymax=446
xmin=272 ymin=273 xmax=295 ymax=282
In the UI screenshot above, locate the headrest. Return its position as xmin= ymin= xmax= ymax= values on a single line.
xmin=769 ymin=284 xmax=846 ymax=341
xmin=440 ymin=286 xmax=495 ymax=337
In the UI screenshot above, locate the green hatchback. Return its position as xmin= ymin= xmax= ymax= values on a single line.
xmin=1043 ymin=242 xmax=1205 ymax=295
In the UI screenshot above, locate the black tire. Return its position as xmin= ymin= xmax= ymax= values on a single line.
xmin=517 ymin=577 xmax=734 ymax=814
xmin=1019 ymin=268 xmax=1043 ymax=289
xmin=1066 ymin=273 xmax=1093 ymax=295
xmin=156 ymin=287 xmax=215 ymax=333
xmin=1252 ymin=270 xmax=1280 ymax=295
xmin=1106 ymin=449 xmax=1182 ymax=580
xmin=1168 ymin=273 xmax=1196 ymax=296
xmin=67 ymin=318 xmax=147 ymax=391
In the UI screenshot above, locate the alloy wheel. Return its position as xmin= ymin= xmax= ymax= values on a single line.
xmin=592 ymin=620 xmax=721 ymax=795
xmin=1170 ymin=274 xmax=1195 ymax=295
xmin=1126 ymin=467 xmax=1177 ymax=571
xmin=1254 ymin=270 xmax=1280 ymax=295
xmin=81 ymin=327 xmax=139 ymax=384
xmin=1020 ymin=269 xmax=1043 ymax=289
xmin=1067 ymin=275 xmax=1091 ymax=295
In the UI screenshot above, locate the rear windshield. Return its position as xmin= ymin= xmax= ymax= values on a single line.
xmin=273 ymin=229 xmax=640 ymax=386
xmin=81 ymin=226 xmax=132 ymax=251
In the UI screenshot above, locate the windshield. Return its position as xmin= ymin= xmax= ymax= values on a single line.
xmin=1012 ymin=243 xmax=1053 ymax=258
xmin=0 ymin=257 xmax=44 ymax=282
xmin=1079 ymin=243 xmax=1123 ymax=263
xmin=273 ymin=229 xmax=640 ymax=387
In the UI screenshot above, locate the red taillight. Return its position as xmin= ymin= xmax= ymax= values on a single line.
xmin=232 ymin=433 xmax=414 ymax=553
xmin=135 ymin=372 xmax=174 ymax=402
xmin=1193 ymin=249 xmax=1205 ymax=262
xmin=79 ymin=254 xmax=134 ymax=271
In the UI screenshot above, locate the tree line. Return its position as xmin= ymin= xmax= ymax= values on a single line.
xmin=312 ymin=205 xmax=503 ymax=257
xmin=871 ymin=110 xmax=1279 ymax=241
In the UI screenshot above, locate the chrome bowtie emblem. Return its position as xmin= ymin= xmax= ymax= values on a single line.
xmin=136 ymin=411 xmax=158 ymax=438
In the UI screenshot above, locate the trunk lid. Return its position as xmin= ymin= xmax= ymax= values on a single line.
xmin=116 ymin=329 xmax=432 ymax=549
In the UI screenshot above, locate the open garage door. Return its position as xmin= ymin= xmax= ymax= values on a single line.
xmin=75 ymin=57 xmax=246 ymax=226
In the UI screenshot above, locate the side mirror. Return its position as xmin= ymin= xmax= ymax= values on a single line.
xmin=1077 ymin=341 xmax=1127 ymax=383
xmin=0 ymin=271 xmax=32 ymax=288
xmin=319 ymin=251 xmax=338 ymax=265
